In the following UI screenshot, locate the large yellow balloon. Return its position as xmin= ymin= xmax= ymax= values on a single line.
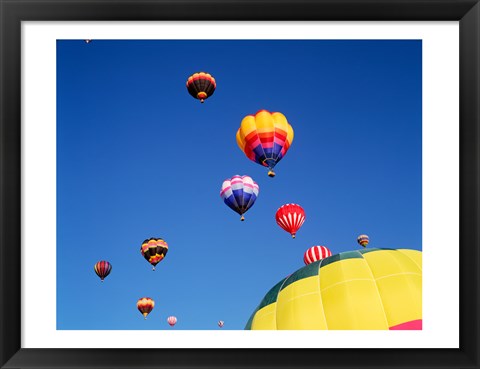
xmin=245 ymin=248 xmax=422 ymax=330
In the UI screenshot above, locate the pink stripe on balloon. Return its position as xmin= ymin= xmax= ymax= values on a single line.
xmin=389 ymin=319 xmax=422 ymax=330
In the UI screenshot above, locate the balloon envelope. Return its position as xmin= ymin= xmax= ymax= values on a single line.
xmin=140 ymin=238 xmax=168 ymax=270
xmin=275 ymin=203 xmax=305 ymax=238
xmin=167 ymin=316 xmax=177 ymax=327
xmin=220 ymin=175 xmax=259 ymax=221
xmin=357 ymin=234 xmax=370 ymax=247
xmin=94 ymin=260 xmax=112 ymax=281
xmin=236 ymin=110 xmax=294 ymax=177
xmin=186 ymin=72 xmax=216 ymax=103
xmin=303 ymin=246 xmax=332 ymax=265
xmin=137 ymin=297 xmax=154 ymax=319
xmin=245 ymin=248 xmax=422 ymax=330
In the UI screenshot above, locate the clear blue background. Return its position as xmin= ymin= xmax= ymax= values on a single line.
xmin=57 ymin=39 xmax=422 ymax=330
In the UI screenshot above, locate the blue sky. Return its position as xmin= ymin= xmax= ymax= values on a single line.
xmin=56 ymin=39 xmax=422 ymax=330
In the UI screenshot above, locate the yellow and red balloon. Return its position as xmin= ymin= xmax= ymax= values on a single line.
xmin=137 ymin=297 xmax=154 ymax=320
xmin=236 ymin=110 xmax=294 ymax=177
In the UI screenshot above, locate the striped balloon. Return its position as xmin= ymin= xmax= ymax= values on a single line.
xmin=137 ymin=297 xmax=154 ymax=320
xmin=186 ymin=72 xmax=216 ymax=103
xmin=94 ymin=260 xmax=112 ymax=282
xmin=218 ymin=320 xmax=224 ymax=328
xmin=220 ymin=175 xmax=259 ymax=221
xmin=275 ymin=204 xmax=306 ymax=238
xmin=167 ymin=316 xmax=177 ymax=327
xmin=236 ymin=110 xmax=294 ymax=177
xmin=357 ymin=234 xmax=370 ymax=247
xmin=140 ymin=238 xmax=168 ymax=271
xmin=303 ymin=246 xmax=332 ymax=265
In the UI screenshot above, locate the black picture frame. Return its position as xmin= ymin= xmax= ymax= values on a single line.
xmin=1 ymin=1 xmax=478 ymax=368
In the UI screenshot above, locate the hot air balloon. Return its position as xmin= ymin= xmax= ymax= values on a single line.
xmin=220 ymin=175 xmax=259 ymax=221
xmin=94 ymin=260 xmax=112 ymax=282
xmin=137 ymin=297 xmax=154 ymax=320
xmin=275 ymin=203 xmax=305 ymax=238
xmin=236 ymin=110 xmax=294 ymax=177
xmin=218 ymin=320 xmax=224 ymax=328
xmin=357 ymin=234 xmax=369 ymax=247
xmin=245 ymin=248 xmax=422 ymax=330
xmin=167 ymin=316 xmax=177 ymax=327
xmin=186 ymin=72 xmax=216 ymax=103
xmin=85 ymin=39 xmax=92 ymax=43
xmin=303 ymin=246 xmax=332 ymax=265
xmin=140 ymin=238 xmax=168 ymax=271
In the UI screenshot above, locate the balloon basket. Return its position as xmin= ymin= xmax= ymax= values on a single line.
xmin=240 ymin=215 xmax=245 ymax=221
xmin=267 ymin=170 xmax=275 ymax=177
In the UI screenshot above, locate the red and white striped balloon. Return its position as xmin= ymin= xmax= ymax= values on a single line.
xmin=303 ymin=245 xmax=332 ymax=265
xmin=167 ymin=316 xmax=177 ymax=327
xmin=275 ymin=203 xmax=306 ymax=238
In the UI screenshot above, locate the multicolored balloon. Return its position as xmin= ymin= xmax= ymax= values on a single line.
xmin=218 ymin=320 xmax=224 ymax=328
xmin=167 ymin=316 xmax=177 ymax=327
xmin=236 ymin=110 xmax=294 ymax=177
xmin=94 ymin=260 xmax=112 ymax=282
xmin=220 ymin=175 xmax=259 ymax=221
xmin=137 ymin=297 xmax=154 ymax=319
xmin=303 ymin=246 xmax=332 ymax=265
xmin=275 ymin=203 xmax=305 ymax=238
xmin=140 ymin=238 xmax=168 ymax=271
xmin=357 ymin=234 xmax=369 ymax=247
xmin=186 ymin=72 xmax=216 ymax=103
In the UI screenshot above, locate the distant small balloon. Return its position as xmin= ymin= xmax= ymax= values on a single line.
xmin=218 ymin=320 xmax=224 ymax=328
xmin=85 ymin=39 xmax=92 ymax=44
xmin=94 ymin=260 xmax=112 ymax=282
xmin=303 ymin=246 xmax=332 ymax=265
xmin=186 ymin=72 xmax=216 ymax=103
xmin=137 ymin=297 xmax=154 ymax=319
xmin=357 ymin=234 xmax=369 ymax=247
xmin=167 ymin=316 xmax=177 ymax=327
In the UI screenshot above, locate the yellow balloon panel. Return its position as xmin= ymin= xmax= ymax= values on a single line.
xmin=375 ymin=274 xmax=422 ymax=327
xmin=397 ymin=248 xmax=422 ymax=270
xmin=250 ymin=303 xmax=277 ymax=330
xmin=271 ymin=112 xmax=289 ymax=134
xmin=276 ymin=276 xmax=328 ymax=330
xmin=238 ymin=115 xmax=258 ymax=140
xmin=254 ymin=110 xmax=275 ymax=133
xmin=319 ymin=258 xmax=375 ymax=290
xmin=362 ymin=249 xmax=421 ymax=279
xmin=236 ymin=130 xmax=245 ymax=151
xmin=321 ymin=279 xmax=389 ymax=330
